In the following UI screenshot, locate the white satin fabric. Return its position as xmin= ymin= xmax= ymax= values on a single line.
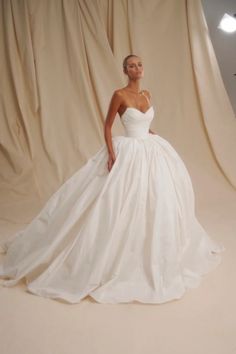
xmin=0 ymin=106 xmax=225 ymax=304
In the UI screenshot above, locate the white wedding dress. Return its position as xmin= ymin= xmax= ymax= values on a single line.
xmin=0 ymin=106 xmax=225 ymax=304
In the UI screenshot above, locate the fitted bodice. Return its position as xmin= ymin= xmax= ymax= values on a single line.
xmin=120 ymin=106 xmax=154 ymax=138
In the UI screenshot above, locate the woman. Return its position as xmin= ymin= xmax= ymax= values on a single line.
xmin=105 ymin=54 xmax=156 ymax=172
xmin=0 ymin=54 xmax=225 ymax=304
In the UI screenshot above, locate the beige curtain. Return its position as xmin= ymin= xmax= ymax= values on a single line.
xmin=0 ymin=0 xmax=236 ymax=238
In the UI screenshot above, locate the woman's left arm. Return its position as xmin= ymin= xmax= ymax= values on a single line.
xmin=144 ymin=90 xmax=157 ymax=135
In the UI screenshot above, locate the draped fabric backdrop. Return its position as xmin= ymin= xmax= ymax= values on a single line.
xmin=0 ymin=0 xmax=236 ymax=240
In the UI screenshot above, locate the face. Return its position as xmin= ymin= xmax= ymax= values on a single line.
xmin=124 ymin=57 xmax=144 ymax=80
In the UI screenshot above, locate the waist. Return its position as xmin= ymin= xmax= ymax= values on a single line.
xmin=124 ymin=132 xmax=149 ymax=139
xmin=124 ymin=127 xmax=150 ymax=138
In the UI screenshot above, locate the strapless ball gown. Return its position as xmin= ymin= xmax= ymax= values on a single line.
xmin=0 ymin=106 xmax=225 ymax=304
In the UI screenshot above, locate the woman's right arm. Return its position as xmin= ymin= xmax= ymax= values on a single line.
xmin=104 ymin=91 xmax=122 ymax=171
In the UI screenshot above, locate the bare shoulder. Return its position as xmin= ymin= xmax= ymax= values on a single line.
xmin=110 ymin=89 xmax=124 ymax=102
xmin=113 ymin=88 xmax=125 ymax=95
xmin=107 ymin=89 xmax=124 ymax=117
xmin=142 ymin=89 xmax=151 ymax=99
xmin=113 ymin=88 xmax=127 ymax=98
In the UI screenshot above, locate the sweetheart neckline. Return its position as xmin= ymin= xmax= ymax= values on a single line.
xmin=121 ymin=105 xmax=153 ymax=118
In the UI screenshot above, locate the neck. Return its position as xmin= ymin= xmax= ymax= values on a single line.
xmin=126 ymin=81 xmax=141 ymax=93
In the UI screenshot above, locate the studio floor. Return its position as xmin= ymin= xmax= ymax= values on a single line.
xmin=0 ymin=185 xmax=236 ymax=354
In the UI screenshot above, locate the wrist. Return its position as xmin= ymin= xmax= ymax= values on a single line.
xmin=109 ymin=152 xmax=115 ymax=158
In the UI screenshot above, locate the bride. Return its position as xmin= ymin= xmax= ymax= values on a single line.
xmin=105 ymin=55 xmax=156 ymax=172
xmin=0 ymin=54 xmax=225 ymax=304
